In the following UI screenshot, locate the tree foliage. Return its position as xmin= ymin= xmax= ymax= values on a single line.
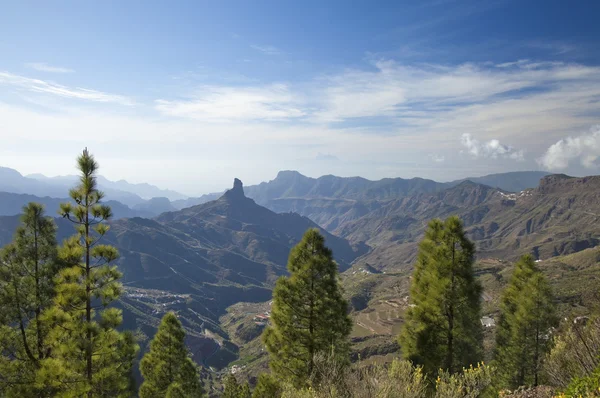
xmin=139 ymin=312 xmax=203 ymax=398
xmin=544 ymin=317 xmax=600 ymax=389
xmin=222 ymin=374 xmax=251 ymax=398
xmin=0 ymin=203 xmax=61 ymax=396
xmin=494 ymin=255 xmax=557 ymax=389
xmin=252 ymin=373 xmax=282 ymax=398
xmin=38 ymin=149 xmax=138 ymax=397
xmin=399 ymin=216 xmax=483 ymax=376
xmin=262 ymin=228 xmax=352 ymax=388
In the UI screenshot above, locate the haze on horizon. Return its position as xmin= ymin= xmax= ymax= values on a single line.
xmin=1 ymin=0 xmax=600 ymax=196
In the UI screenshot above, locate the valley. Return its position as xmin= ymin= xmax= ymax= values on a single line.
xmin=0 ymin=167 xmax=599 ymax=384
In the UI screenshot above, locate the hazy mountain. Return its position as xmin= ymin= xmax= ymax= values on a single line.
xmin=132 ymin=196 xmax=177 ymax=215
xmin=0 ymin=191 xmax=153 ymax=219
xmin=0 ymin=167 xmax=145 ymax=206
xmin=27 ymin=173 xmax=187 ymax=201
xmin=449 ymin=171 xmax=550 ymax=193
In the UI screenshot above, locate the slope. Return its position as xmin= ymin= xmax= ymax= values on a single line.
xmin=0 ymin=178 xmax=364 ymax=369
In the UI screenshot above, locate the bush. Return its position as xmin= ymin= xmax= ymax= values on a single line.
xmin=272 ymin=355 xmax=494 ymax=398
xmin=544 ymin=317 xmax=600 ymax=388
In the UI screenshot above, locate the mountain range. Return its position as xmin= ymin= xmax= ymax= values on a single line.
xmin=0 ymin=178 xmax=364 ymax=368
xmin=0 ymin=166 xmax=549 ymax=222
xmin=2 ymin=165 xmax=598 ymax=372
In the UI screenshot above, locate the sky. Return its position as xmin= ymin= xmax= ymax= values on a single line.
xmin=1 ymin=0 xmax=600 ymax=196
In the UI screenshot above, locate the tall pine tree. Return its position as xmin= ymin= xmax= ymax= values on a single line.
xmin=38 ymin=149 xmax=138 ymax=397
xmin=399 ymin=216 xmax=482 ymax=376
xmin=139 ymin=312 xmax=203 ymax=398
xmin=262 ymin=228 xmax=352 ymax=388
xmin=0 ymin=203 xmax=61 ymax=397
xmin=494 ymin=254 xmax=556 ymax=389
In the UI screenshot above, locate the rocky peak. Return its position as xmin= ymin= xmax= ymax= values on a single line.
xmin=224 ymin=178 xmax=245 ymax=200
xmin=537 ymin=174 xmax=575 ymax=194
xmin=537 ymin=174 xmax=600 ymax=195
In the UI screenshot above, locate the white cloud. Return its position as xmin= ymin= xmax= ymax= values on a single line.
xmin=314 ymin=60 xmax=600 ymax=125
xmin=538 ymin=126 xmax=600 ymax=170
xmin=3 ymin=58 xmax=600 ymax=190
xmin=461 ymin=134 xmax=524 ymax=161
xmin=0 ymin=72 xmax=134 ymax=105
xmin=250 ymin=44 xmax=282 ymax=55
xmin=25 ymin=62 xmax=74 ymax=73
xmin=155 ymin=84 xmax=305 ymax=122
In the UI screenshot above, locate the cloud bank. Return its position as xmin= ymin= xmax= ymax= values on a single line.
xmin=461 ymin=134 xmax=524 ymax=161
xmin=539 ymin=126 xmax=600 ymax=170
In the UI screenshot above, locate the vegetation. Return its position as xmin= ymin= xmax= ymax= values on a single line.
xmin=494 ymin=255 xmax=557 ymax=389
xmin=250 ymin=356 xmax=494 ymax=398
xmin=399 ymin=216 xmax=483 ymax=376
xmin=262 ymin=228 xmax=352 ymax=388
xmin=34 ymin=149 xmax=138 ymax=397
xmin=222 ymin=373 xmax=251 ymax=398
xmin=544 ymin=317 xmax=600 ymax=389
xmin=139 ymin=312 xmax=203 ymax=397
xmin=1 ymin=151 xmax=600 ymax=397
xmin=252 ymin=373 xmax=282 ymax=398
xmin=0 ymin=203 xmax=62 ymax=396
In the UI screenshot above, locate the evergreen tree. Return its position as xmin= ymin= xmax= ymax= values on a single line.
xmin=222 ymin=374 xmax=244 ymax=398
xmin=139 ymin=312 xmax=203 ymax=398
xmin=0 ymin=203 xmax=61 ymax=396
xmin=239 ymin=381 xmax=251 ymax=398
xmin=252 ymin=374 xmax=281 ymax=398
xmin=494 ymin=255 xmax=556 ymax=389
xmin=399 ymin=216 xmax=482 ymax=376
xmin=38 ymin=149 xmax=138 ymax=397
xmin=262 ymin=228 xmax=352 ymax=388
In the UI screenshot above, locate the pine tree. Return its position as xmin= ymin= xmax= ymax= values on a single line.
xmin=0 ymin=203 xmax=61 ymax=396
xmin=239 ymin=381 xmax=251 ymax=398
xmin=262 ymin=228 xmax=352 ymax=388
xmin=139 ymin=312 xmax=203 ymax=398
xmin=494 ymin=254 xmax=556 ymax=389
xmin=252 ymin=374 xmax=281 ymax=398
xmin=38 ymin=149 xmax=138 ymax=397
xmin=222 ymin=374 xmax=242 ymax=398
xmin=399 ymin=216 xmax=483 ymax=376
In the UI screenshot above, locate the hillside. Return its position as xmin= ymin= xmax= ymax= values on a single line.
xmin=0 ymin=178 xmax=364 ymax=369
xmin=172 ymin=171 xmax=551 ymax=234
xmin=1 ymin=171 xmax=598 ymax=375
xmin=338 ymin=175 xmax=600 ymax=272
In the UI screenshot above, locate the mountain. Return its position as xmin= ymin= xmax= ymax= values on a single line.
xmin=1 ymin=167 xmax=146 ymax=206
xmin=27 ymin=173 xmax=188 ymax=202
xmin=449 ymin=171 xmax=550 ymax=193
xmin=223 ymin=174 xmax=600 ymax=375
xmin=339 ymin=174 xmax=600 ymax=273
xmin=132 ymin=196 xmax=177 ymax=215
xmin=172 ymin=170 xmax=552 ymax=230
xmin=0 ymin=191 xmax=153 ymax=219
xmin=0 ymin=178 xmax=365 ymax=368
xmin=96 ymin=176 xmax=188 ymax=201
xmin=172 ymin=193 xmax=223 ymax=210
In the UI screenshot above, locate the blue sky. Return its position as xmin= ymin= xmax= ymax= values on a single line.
xmin=1 ymin=0 xmax=600 ymax=195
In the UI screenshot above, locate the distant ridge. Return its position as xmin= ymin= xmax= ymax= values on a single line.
xmin=450 ymin=171 xmax=550 ymax=193
xmin=171 ymin=170 xmax=552 ymax=211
